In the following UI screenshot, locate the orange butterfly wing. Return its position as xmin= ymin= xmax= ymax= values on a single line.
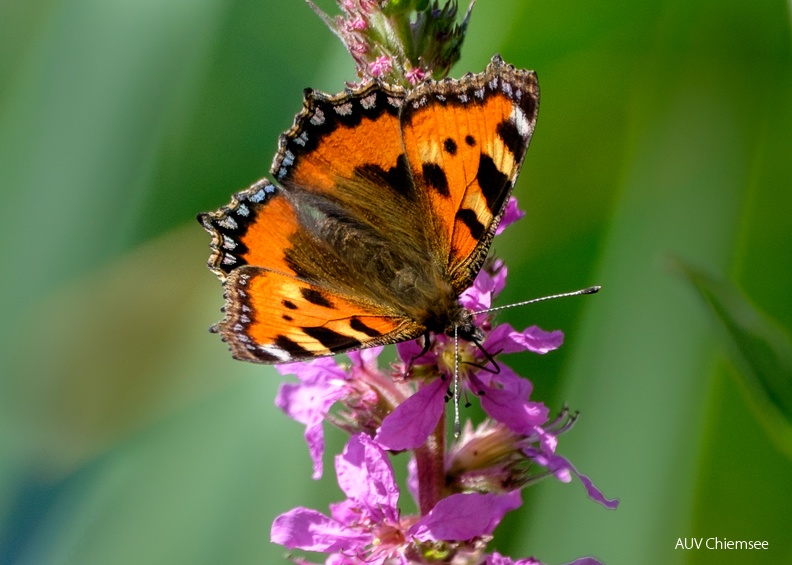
xmin=216 ymin=265 xmax=417 ymax=363
xmin=199 ymin=55 xmax=539 ymax=363
xmin=199 ymin=179 xmax=422 ymax=363
xmin=400 ymin=55 xmax=539 ymax=293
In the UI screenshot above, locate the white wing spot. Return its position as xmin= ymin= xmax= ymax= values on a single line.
xmin=310 ymin=108 xmax=325 ymax=126
xmin=412 ymin=96 xmax=428 ymax=109
xmin=510 ymin=104 xmax=531 ymax=137
xmin=335 ymin=102 xmax=354 ymax=116
xmin=361 ymin=94 xmax=377 ymax=109
xmin=260 ymin=345 xmax=292 ymax=363
xmin=218 ymin=217 xmax=237 ymax=230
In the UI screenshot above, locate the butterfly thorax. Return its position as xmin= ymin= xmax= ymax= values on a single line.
xmin=413 ymin=283 xmax=485 ymax=344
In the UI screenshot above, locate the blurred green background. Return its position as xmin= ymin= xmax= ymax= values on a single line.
xmin=2 ymin=0 xmax=791 ymax=563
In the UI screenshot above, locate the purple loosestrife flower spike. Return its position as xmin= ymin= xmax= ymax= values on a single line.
xmin=270 ymin=187 xmax=618 ymax=563
xmin=272 ymin=434 xmax=528 ymax=564
xmin=306 ymin=0 xmax=476 ymax=86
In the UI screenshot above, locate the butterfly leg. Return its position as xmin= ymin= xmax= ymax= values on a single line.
xmin=404 ymin=332 xmax=434 ymax=376
xmin=463 ymin=340 xmax=502 ymax=375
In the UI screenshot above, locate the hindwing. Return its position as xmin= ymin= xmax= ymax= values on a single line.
xmin=199 ymin=55 xmax=540 ymax=363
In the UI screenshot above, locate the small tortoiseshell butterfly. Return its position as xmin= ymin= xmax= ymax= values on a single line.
xmin=199 ymin=55 xmax=538 ymax=364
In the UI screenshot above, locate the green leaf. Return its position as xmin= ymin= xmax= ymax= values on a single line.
xmin=677 ymin=258 xmax=792 ymax=460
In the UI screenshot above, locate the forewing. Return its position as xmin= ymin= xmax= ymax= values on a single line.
xmin=198 ymin=179 xmax=298 ymax=282
xmin=399 ymin=55 xmax=539 ymax=293
xmin=271 ymin=82 xmax=432 ymax=245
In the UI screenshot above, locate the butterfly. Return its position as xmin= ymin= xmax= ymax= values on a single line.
xmin=198 ymin=54 xmax=539 ymax=364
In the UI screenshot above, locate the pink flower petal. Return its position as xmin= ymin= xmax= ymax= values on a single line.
xmin=487 ymin=553 xmax=543 ymax=565
xmin=409 ymin=491 xmax=522 ymax=541
xmin=485 ymin=324 xmax=563 ymax=355
xmin=271 ymin=507 xmax=369 ymax=552
xmin=396 ymin=338 xmax=437 ymax=366
xmin=275 ymin=380 xmax=347 ymax=479
xmin=525 ymin=448 xmax=619 ymax=510
xmin=475 ymin=368 xmax=549 ymax=435
xmin=335 ymin=434 xmax=399 ymax=521
xmin=375 ymin=378 xmax=447 ymax=451
xmin=520 ymin=325 xmax=564 ymax=354
xmin=276 ymin=356 xmax=348 ymax=384
xmin=495 ymin=197 xmax=526 ymax=235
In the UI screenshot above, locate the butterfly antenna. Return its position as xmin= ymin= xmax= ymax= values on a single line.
xmin=472 ymin=285 xmax=601 ymax=316
xmin=453 ymin=325 xmax=461 ymax=438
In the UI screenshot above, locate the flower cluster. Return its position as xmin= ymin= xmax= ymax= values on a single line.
xmin=306 ymin=0 xmax=475 ymax=86
xmin=271 ymin=198 xmax=617 ymax=564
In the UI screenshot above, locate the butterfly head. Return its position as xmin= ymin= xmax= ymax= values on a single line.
xmin=448 ymin=307 xmax=486 ymax=344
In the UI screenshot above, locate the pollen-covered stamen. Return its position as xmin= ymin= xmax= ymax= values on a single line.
xmin=437 ymin=335 xmax=479 ymax=376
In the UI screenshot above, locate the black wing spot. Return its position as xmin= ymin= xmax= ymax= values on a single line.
xmin=303 ymin=327 xmax=361 ymax=352
xmin=301 ymin=288 xmax=333 ymax=308
xmin=465 ymin=135 xmax=476 ymax=146
xmin=477 ymin=153 xmax=509 ymax=213
xmin=456 ymin=209 xmax=486 ymax=240
xmin=283 ymin=300 xmax=298 ymax=310
xmin=275 ymin=334 xmax=311 ymax=357
xmin=355 ymin=153 xmax=414 ymax=199
xmin=254 ymin=349 xmax=282 ymax=363
xmin=444 ymin=138 xmax=458 ymax=155
xmin=282 ymin=314 xmax=294 ymax=322
xmin=496 ymin=119 xmax=526 ymax=159
xmin=350 ymin=317 xmax=383 ymax=337
xmin=422 ymin=162 xmax=450 ymax=197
